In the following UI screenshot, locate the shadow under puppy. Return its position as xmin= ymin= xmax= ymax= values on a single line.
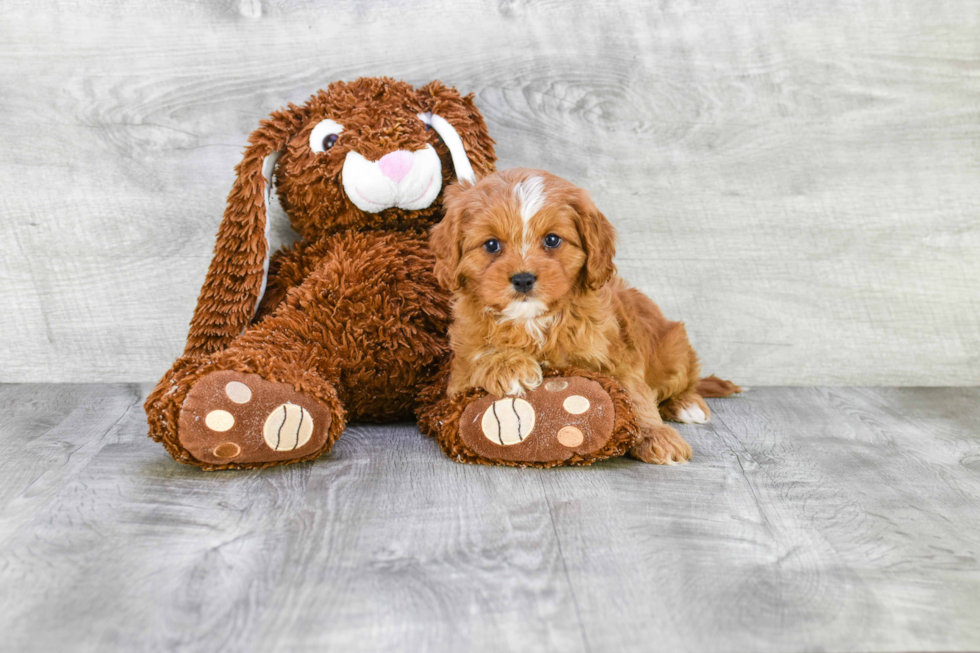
xmin=430 ymin=168 xmax=741 ymax=464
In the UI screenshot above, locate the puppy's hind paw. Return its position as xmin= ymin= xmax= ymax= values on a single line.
xmin=629 ymin=425 xmax=692 ymax=465
xmin=677 ymin=404 xmax=708 ymax=424
xmin=660 ymin=393 xmax=711 ymax=424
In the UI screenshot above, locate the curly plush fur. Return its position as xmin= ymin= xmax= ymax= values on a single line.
xmin=146 ymin=78 xmax=496 ymax=469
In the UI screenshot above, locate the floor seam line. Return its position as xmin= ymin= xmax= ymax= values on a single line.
xmin=541 ymin=476 xmax=593 ymax=653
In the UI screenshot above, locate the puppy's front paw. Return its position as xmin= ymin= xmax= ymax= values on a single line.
xmin=629 ymin=425 xmax=692 ymax=465
xmin=481 ymin=359 xmax=543 ymax=397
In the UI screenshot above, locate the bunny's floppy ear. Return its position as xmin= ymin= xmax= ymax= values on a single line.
xmin=416 ymin=81 xmax=497 ymax=183
xmin=418 ymin=112 xmax=475 ymax=184
xmin=184 ymin=106 xmax=306 ymax=357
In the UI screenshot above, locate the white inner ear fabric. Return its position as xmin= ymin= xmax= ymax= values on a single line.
xmin=254 ymin=150 xmax=281 ymax=317
xmin=418 ymin=112 xmax=476 ymax=184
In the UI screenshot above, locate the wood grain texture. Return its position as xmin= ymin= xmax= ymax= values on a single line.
xmin=1 ymin=0 xmax=979 ymax=384
xmin=0 ymin=384 xmax=978 ymax=652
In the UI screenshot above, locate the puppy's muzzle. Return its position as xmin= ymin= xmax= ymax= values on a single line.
xmin=511 ymin=272 xmax=537 ymax=294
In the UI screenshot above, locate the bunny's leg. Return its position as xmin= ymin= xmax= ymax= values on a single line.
xmin=145 ymin=239 xmax=351 ymax=469
xmin=148 ymin=230 xmax=450 ymax=469
xmin=146 ymin=322 xmax=347 ymax=470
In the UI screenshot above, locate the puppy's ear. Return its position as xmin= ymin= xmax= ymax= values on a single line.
xmin=574 ymin=191 xmax=618 ymax=291
xmin=430 ymin=181 xmax=469 ymax=291
xmin=184 ymin=104 xmax=307 ymax=357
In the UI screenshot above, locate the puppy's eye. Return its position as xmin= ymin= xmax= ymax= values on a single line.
xmin=484 ymin=239 xmax=501 ymax=254
xmin=309 ymin=118 xmax=345 ymax=153
xmin=544 ymin=234 xmax=562 ymax=249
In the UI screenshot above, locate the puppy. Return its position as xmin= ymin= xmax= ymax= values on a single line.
xmin=430 ymin=168 xmax=740 ymax=465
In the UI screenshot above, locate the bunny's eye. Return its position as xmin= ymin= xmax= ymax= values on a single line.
xmin=309 ymin=118 xmax=345 ymax=153
xmin=544 ymin=234 xmax=562 ymax=249
xmin=484 ymin=239 xmax=501 ymax=254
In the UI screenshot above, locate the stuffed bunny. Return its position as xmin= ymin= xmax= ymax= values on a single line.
xmin=145 ymin=77 xmax=637 ymax=470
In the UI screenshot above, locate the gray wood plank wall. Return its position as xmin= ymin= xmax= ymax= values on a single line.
xmin=1 ymin=0 xmax=978 ymax=384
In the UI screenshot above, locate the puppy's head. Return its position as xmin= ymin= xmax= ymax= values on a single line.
xmin=431 ymin=168 xmax=616 ymax=319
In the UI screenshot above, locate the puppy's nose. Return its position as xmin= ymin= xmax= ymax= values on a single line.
xmin=377 ymin=150 xmax=414 ymax=183
xmin=511 ymin=272 xmax=537 ymax=294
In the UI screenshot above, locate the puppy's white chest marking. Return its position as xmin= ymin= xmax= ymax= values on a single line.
xmin=497 ymin=300 xmax=554 ymax=349
xmin=523 ymin=314 xmax=554 ymax=348
xmin=501 ymin=298 xmax=548 ymax=322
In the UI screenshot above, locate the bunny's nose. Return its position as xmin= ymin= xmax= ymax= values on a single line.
xmin=377 ymin=151 xmax=414 ymax=183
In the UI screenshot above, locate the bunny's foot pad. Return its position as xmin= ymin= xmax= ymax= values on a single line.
xmin=457 ymin=377 xmax=629 ymax=466
xmin=178 ymin=370 xmax=334 ymax=466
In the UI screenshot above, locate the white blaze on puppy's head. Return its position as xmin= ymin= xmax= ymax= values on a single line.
xmin=513 ymin=175 xmax=546 ymax=256
xmin=514 ymin=175 xmax=546 ymax=224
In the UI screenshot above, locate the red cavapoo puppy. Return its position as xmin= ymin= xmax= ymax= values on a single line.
xmin=430 ymin=168 xmax=740 ymax=464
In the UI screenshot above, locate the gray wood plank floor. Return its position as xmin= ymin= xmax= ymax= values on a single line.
xmin=1 ymin=385 xmax=978 ymax=652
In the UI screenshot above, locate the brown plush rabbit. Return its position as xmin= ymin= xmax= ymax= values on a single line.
xmin=145 ymin=77 xmax=638 ymax=470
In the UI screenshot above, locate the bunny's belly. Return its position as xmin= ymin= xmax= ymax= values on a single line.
xmin=258 ymin=229 xmax=452 ymax=422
